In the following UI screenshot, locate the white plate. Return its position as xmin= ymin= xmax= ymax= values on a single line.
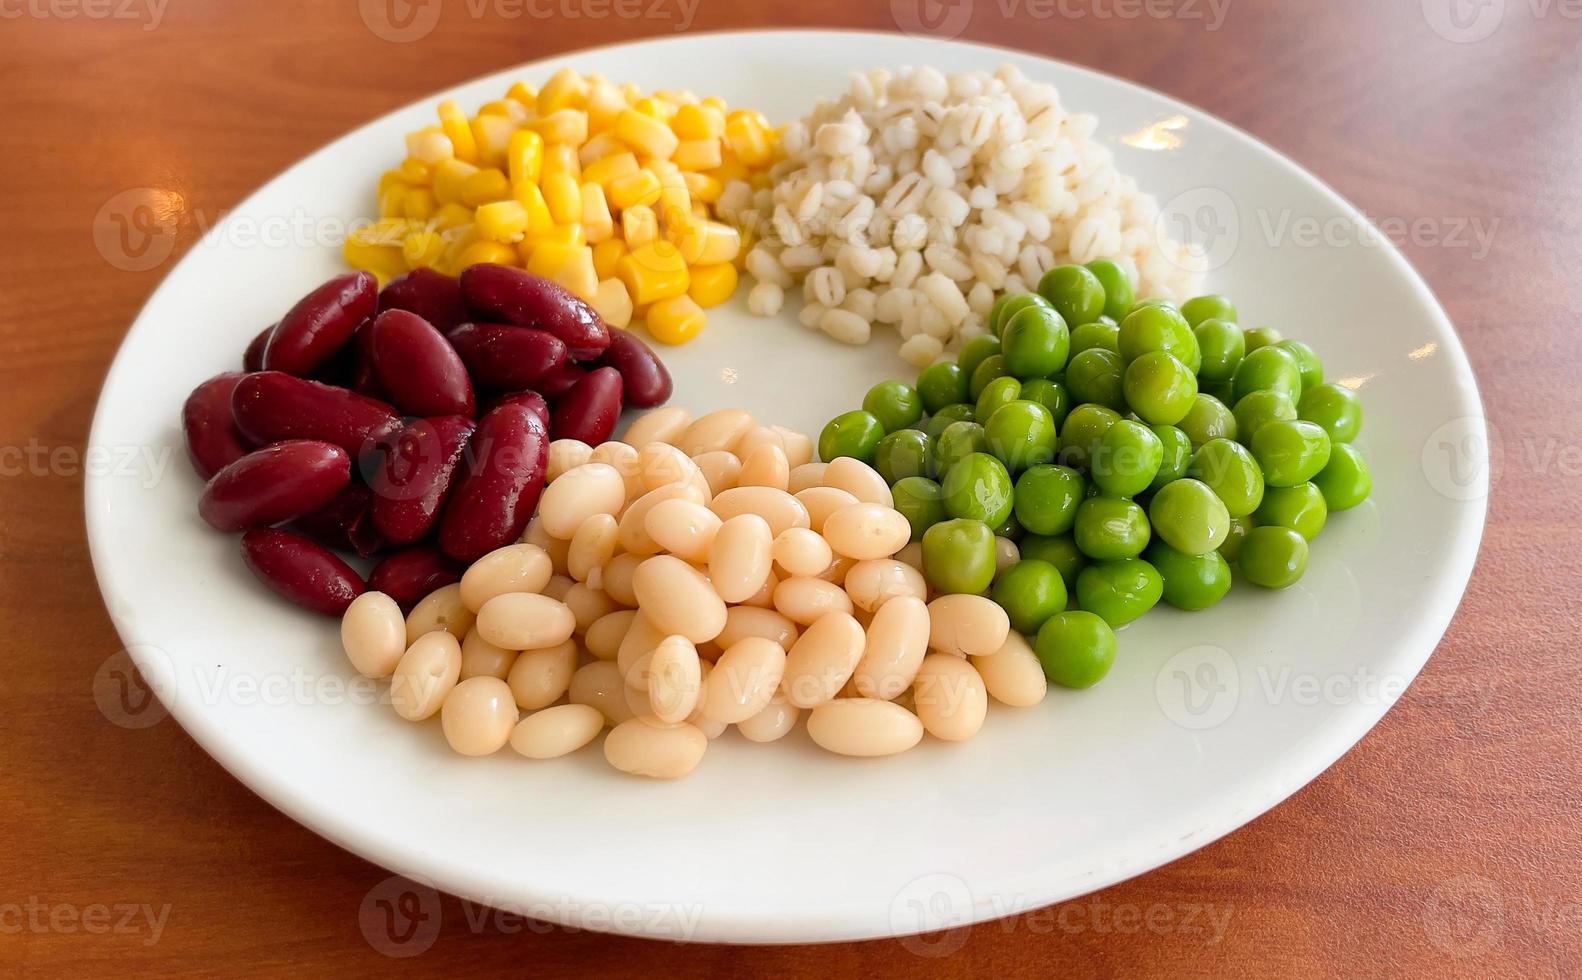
xmin=86 ymin=30 xmax=1486 ymax=944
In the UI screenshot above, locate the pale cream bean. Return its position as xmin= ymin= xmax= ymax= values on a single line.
xmin=476 ymin=593 xmax=576 ymax=650
xmin=710 ymin=486 xmax=810 ymax=538
xmin=772 ymin=527 xmax=834 ymax=578
xmin=589 ymin=441 xmax=643 ymax=501
xmin=716 ymin=606 xmax=799 ymax=650
xmin=772 ymin=426 xmax=815 ymax=468
xmin=995 ymin=536 xmax=1021 ymax=574
xmin=912 ymin=653 xmax=988 ymax=741
xmin=633 ymin=555 xmax=728 ymax=644
xmin=684 ymin=660 xmax=720 ymax=735
xmin=546 ymin=438 xmax=593 ymax=482
xmin=563 ymin=582 xmax=616 ymax=633
xmin=506 ymin=638 xmax=578 ymax=709
xmin=927 ymin=594 xmax=1011 ymax=657
xmin=441 ymin=676 xmax=518 ymax=755
xmin=823 ymin=456 xmax=894 ymax=506
xmin=849 ymin=595 xmax=930 ymax=700
xmin=733 ymin=425 xmax=787 ymax=462
xmin=822 ymin=502 xmax=912 ymax=560
xmin=616 ymin=610 xmax=667 ymax=686
xmin=637 ymin=441 xmax=708 ymax=496
xmin=678 ymin=408 xmax=754 ymax=456
xmin=806 ymin=698 xmax=923 ymax=757
xmin=844 ymin=559 xmax=929 ymax=612
xmin=972 ymin=631 xmax=1048 ymax=707
xmin=624 ymin=680 xmax=656 ymax=718
xmin=737 ymin=443 xmax=790 ymax=491
xmin=542 ymin=574 xmax=574 ymax=601
xmin=567 ymin=513 xmax=619 ymax=586
xmin=787 ymin=462 xmax=828 ymax=494
xmin=405 ymin=584 xmax=474 ymax=646
xmin=894 ymin=541 xmax=925 ymax=571
xmin=736 ymin=694 xmax=800 ymax=742
xmin=692 ymin=450 xmax=742 ymax=496
xmin=460 ymin=628 xmax=518 ymax=681
xmin=459 ymin=543 xmax=553 ymax=612
xmin=795 ymin=486 xmax=859 ymax=532
xmin=521 ymin=517 xmax=572 ymax=574
xmin=708 ymin=514 xmax=773 ymax=604
xmin=603 ymin=717 xmax=708 ymax=778
xmin=700 ymin=637 xmax=786 ymax=724
xmin=740 ymin=568 xmax=779 ymax=609
xmin=773 ymin=576 xmax=854 ymax=625
xmin=692 ymin=715 xmax=728 ymax=739
xmin=538 ymin=462 xmax=626 ymax=539
xmin=602 ymin=552 xmax=643 ymax=607
xmin=816 ymin=554 xmax=856 ymax=585
xmin=585 ymin=609 xmax=636 ymax=661
xmin=645 ymin=498 xmax=722 ymax=563
xmin=341 ymin=591 xmax=406 ymax=679
xmin=618 ymin=482 xmax=706 ymax=555
xmin=621 ymin=405 xmax=692 ymax=448
xmin=782 ymin=611 xmax=866 ymax=708
xmin=509 ymin=703 xmax=604 ymax=759
xmin=647 ymin=635 xmax=703 ymax=724
xmin=569 ymin=660 xmax=633 ymax=725
xmin=390 ymin=630 xmax=462 ymax=721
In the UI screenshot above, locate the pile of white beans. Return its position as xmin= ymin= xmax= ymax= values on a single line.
xmin=340 ymin=407 xmax=1048 ymax=778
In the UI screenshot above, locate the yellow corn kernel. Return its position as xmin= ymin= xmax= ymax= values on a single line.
xmin=379 ymin=180 xmax=411 ymax=218
xmin=582 ymin=151 xmax=639 ymax=189
xmin=578 ymin=132 xmax=623 ymax=166
xmin=632 ymin=97 xmax=675 ymax=122
xmin=406 ymin=127 xmax=455 ymax=165
xmin=646 ymin=295 xmax=706 ymax=345
xmin=592 ymin=238 xmax=628 ymax=280
xmin=457 ymin=241 xmax=520 ymax=268
xmin=592 ymin=279 xmax=634 ymax=329
xmin=586 ymin=83 xmax=627 ymax=133
xmin=399 ymin=157 xmax=434 ymax=185
xmin=672 ymin=138 xmax=722 ymax=172
xmin=687 ymin=262 xmax=738 ymax=308
xmin=529 ymin=108 xmax=590 ymax=145
xmin=534 ymin=223 xmax=586 ymax=249
xmin=513 ymin=182 xmax=555 ymax=238
xmin=344 ymin=237 xmax=407 ymax=280
xmin=471 ymin=114 xmax=517 ymax=168
xmin=607 ymin=169 xmax=662 ymax=210
xmin=475 ymin=200 xmax=531 ymax=243
xmin=655 ymin=175 xmax=691 ymax=229
xmin=671 ymin=104 xmax=725 ymax=141
xmin=621 ymin=204 xmax=658 ymax=249
xmin=527 ymin=243 xmax=598 ymax=301
xmin=433 ymin=158 xmax=480 ymax=205
xmin=442 ymin=224 xmax=481 ymax=265
xmin=654 ymin=88 xmax=698 ymax=107
xmin=403 ymin=187 xmax=438 ymax=221
xmin=507 ymin=81 xmax=538 ymax=108
xmin=432 ymin=202 xmax=475 ymax=231
xmin=462 ymin=167 xmax=511 ymax=207
xmin=403 ymin=230 xmax=448 ymax=269
xmin=724 ymin=112 xmax=774 ymax=168
xmin=541 ymin=143 xmax=581 ymax=181
xmin=677 ymin=219 xmax=742 ymax=266
xmin=479 ymin=100 xmax=528 ymax=124
xmin=619 ymin=81 xmax=643 ymax=102
xmin=378 ymin=169 xmax=406 ymax=196
xmin=701 ymin=95 xmax=728 ymax=112
xmin=613 ymin=109 xmax=680 ymax=161
xmin=541 ymin=172 xmax=582 ymax=225
xmin=682 ymin=170 xmax=722 ymax=204
xmin=581 ymin=183 xmax=614 ymax=244
xmin=690 ymin=202 xmax=710 ymax=223
xmin=617 ymin=243 xmax=690 ymax=306
xmin=537 ymin=67 xmax=588 ymax=115
xmin=438 ymin=100 xmax=480 ymax=163
xmin=507 ymin=129 xmax=544 ymax=188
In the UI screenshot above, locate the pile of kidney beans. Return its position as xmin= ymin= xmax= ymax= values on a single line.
xmin=182 ymin=264 xmax=672 ymax=617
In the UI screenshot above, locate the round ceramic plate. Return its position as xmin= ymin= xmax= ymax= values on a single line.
xmin=87 ymin=30 xmax=1485 ymax=944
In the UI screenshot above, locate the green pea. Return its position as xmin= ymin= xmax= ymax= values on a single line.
xmin=1298 ymin=382 xmax=1363 ymax=443
xmin=984 ymin=399 xmax=1059 ymax=474
xmin=1149 ymin=424 xmax=1193 ymax=491
xmin=1094 ymin=314 xmax=1118 ymax=327
xmin=1019 ymin=379 xmax=1071 ymax=429
xmin=923 ymin=404 xmax=976 ymax=441
xmin=994 ymin=510 xmax=1024 ymax=541
xmin=1074 ymin=557 xmax=1162 ymax=627
xmin=1177 ymin=393 xmax=1237 ymax=448
xmin=1243 ymin=326 xmax=1283 ymax=351
xmin=940 ymin=452 xmax=1015 ymax=527
xmin=1312 ymin=443 xmax=1372 ymax=511
xmin=862 ymin=380 xmax=924 ymax=434
xmin=992 ymin=559 xmax=1068 ymax=634
xmin=1123 ymin=351 xmax=1198 ymax=425
xmin=1074 ymin=495 xmax=1150 ymax=560
xmin=969 ymin=354 xmax=1010 ymax=400
xmin=933 ymin=420 xmax=989 ymax=477
xmin=1186 ymin=438 xmax=1265 ymax=517
xmin=957 ymin=334 xmax=1002 ymax=380
xmin=1035 ymin=610 xmax=1118 ymax=688
xmin=1274 ymin=340 xmax=1323 ymax=391
xmin=1036 ymin=265 xmax=1106 ymax=327
xmin=892 ymin=476 xmax=947 ymax=541
xmin=988 ymin=291 xmax=1053 ymax=338
xmin=1130 ymin=297 xmax=1177 ymax=312
xmin=1084 ymin=259 xmax=1134 ymax=322
xmin=1219 ymin=515 xmax=1253 ymax=563
xmin=1118 ymin=304 xmax=1200 ymax=372
xmin=1092 ymin=419 xmax=1163 ymax=497
xmin=1149 ymin=478 xmax=1230 ymax=555
xmin=1233 ymin=389 xmax=1298 ymax=444
xmin=1013 ymin=464 xmax=1085 ymax=535
xmin=975 ymin=375 xmax=1023 ymax=424
xmin=917 ymin=362 xmax=970 ymax=414
xmin=1146 ymin=541 xmax=1232 ymax=611
xmin=1250 ymin=419 xmax=1332 ymax=487
xmin=1020 ymin=533 xmax=1088 ymax=586
xmin=1203 ymin=379 xmax=1238 ymax=407
xmin=1193 ymin=318 xmax=1245 ymax=384
xmin=874 ymin=428 xmax=934 ymax=484
xmin=1065 ymin=348 xmax=1127 ymax=412
xmin=1069 ymin=321 xmax=1122 ymax=358
xmin=922 ymin=518 xmax=998 ymax=595
xmin=819 ymin=410 xmax=885 ymax=464
xmin=1255 ymin=482 xmax=1328 ymax=540
xmin=1231 ymin=345 xmax=1303 ymax=404
xmin=1001 ymin=304 xmax=1071 ymax=379
xmin=1181 ymin=294 xmax=1237 ymax=327
xmin=1057 ymin=403 xmax=1122 ymax=471
xmin=1238 ymin=525 xmax=1308 ymax=589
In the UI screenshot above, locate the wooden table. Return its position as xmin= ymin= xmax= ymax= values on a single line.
xmin=4 ymin=0 xmax=1577 ymax=975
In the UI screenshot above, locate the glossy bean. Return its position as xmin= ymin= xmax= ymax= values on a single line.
xmin=476 ymin=592 xmax=575 ymax=650
xmin=773 ymin=576 xmax=854 ymax=625
xmin=459 ymin=628 xmax=518 ymax=681
xmin=822 ymin=503 xmax=911 ymax=560
xmin=585 ymin=609 xmax=636 ymax=661
xmin=341 ymin=591 xmax=408 ymax=678
xmin=290 ymin=482 xmax=382 ymax=558
xmin=366 ymin=309 xmax=475 ymax=417
xmin=441 ymin=676 xmax=518 ymax=756
xmin=646 ymin=635 xmax=703 ymax=723
xmin=458 ymin=543 xmax=553 ymax=611
xmin=546 ymin=439 xmax=594 ymax=482
xmin=537 ymin=462 xmax=627 ymax=539
xmin=378 ymin=267 xmax=468 ymax=333
xmin=509 ymin=703 xmax=605 ymax=759
xmin=699 ymin=637 xmax=786 ymax=724
xmin=806 ymin=699 xmax=923 ymax=757
xmin=637 ymin=442 xmax=707 ymax=495
xmin=738 ymin=444 xmax=790 ymax=491
xmin=564 ymin=582 xmax=616 ymax=632
xmin=716 ymin=606 xmax=799 ymax=650
xmin=231 ymin=371 xmax=402 ymax=456
xmin=601 ymin=552 xmax=643 ymax=607
xmin=737 ymin=695 xmax=800 ymax=742
xmin=782 ymin=611 xmax=866 ymax=708
xmin=369 ymin=414 xmax=476 ymax=545
xmin=693 ymin=451 xmax=742 ymax=495
xmin=618 ymin=482 xmax=706 ymax=555
xmin=822 ymin=456 xmax=894 ymax=506
xmin=772 ymin=527 xmax=833 ymax=578
xmin=263 ymin=272 xmax=377 ymax=376
xmin=787 ymin=462 xmax=828 ymax=494
xmin=243 ymin=325 xmax=273 ymax=373
xmin=404 ymin=582 xmax=474 ymax=645
xmin=972 ymin=631 xmax=1048 ymax=707
xmin=633 ymin=555 xmax=727 ymax=643
xmin=506 ymin=638 xmax=578 ymax=709
xmin=849 ymin=595 xmax=930 ymax=700
xmin=621 ymin=405 xmax=693 ymax=448
xmin=928 ymin=594 xmax=1011 ymax=658
xmin=198 ymin=440 xmax=350 ymax=531
xmin=551 ymin=367 xmax=624 ymax=445
xmin=680 ymin=409 xmax=755 ymax=456
xmin=603 ymin=717 xmax=707 ymax=778
xmin=240 ymin=528 xmax=363 ymax=616
xmin=843 ymin=559 xmax=928 ymax=612
xmin=568 ymin=660 xmax=634 ymax=725
xmin=645 ymin=498 xmax=721 ymax=563
xmin=913 ymin=653 xmax=988 ymax=741
xmin=708 ymin=514 xmax=773 ymax=603
xmin=459 ymin=264 xmax=610 ymax=360
xmin=445 ymin=321 xmax=568 ymax=390
xmin=367 ymin=547 xmax=461 ymax=611
xmin=390 ymin=630 xmax=462 ymax=721
xmin=437 ymin=402 xmax=548 ymax=562
xmin=182 ymin=372 xmax=253 ymax=479
xmin=710 ymin=486 xmax=810 ymax=538
xmin=593 ymin=326 xmax=673 ymax=408
xmin=567 ymin=513 xmax=619 ymax=585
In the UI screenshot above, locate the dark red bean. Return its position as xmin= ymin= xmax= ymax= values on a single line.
xmin=347 ymin=321 xmax=388 ymax=399
xmin=379 ymin=267 xmax=468 ymax=334
xmin=595 ymin=327 xmax=672 ymax=408
xmin=437 ymin=402 xmax=548 ymax=562
xmin=291 ymin=483 xmax=385 ymax=558
xmin=369 ymin=414 xmax=476 ymax=545
xmin=263 ymin=272 xmax=377 ymax=376
xmin=459 ymin=264 xmax=610 ymax=360
xmin=243 ymin=325 xmax=274 ymax=373
xmin=551 ymin=366 xmax=624 ymax=445
xmin=367 ymin=309 xmax=475 ymax=417
xmin=231 ymin=371 xmax=403 ymax=457
xmin=199 ymin=440 xmax=350 ymax=531
xmin=536 ymin=358 xmax=587 ymax=399
xmin=241 ymin=528 xmax=365 ymax=616
xmin=487 ymin=390 xmax=549 ymax=425
xmin=183 ymin=372 xmax=253 ymax=479
xmin=444 ymin=321 xmax=567 ymax=391
xmin=368 ymin=546 xmax=462 ymax=611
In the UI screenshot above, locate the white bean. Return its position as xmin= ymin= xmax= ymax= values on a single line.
xmin=441 ymin=676 xmax=518 ymax=756
xmin=459 ymin=544 xmax=553 ymax=612
xmin=341 ymin=591 xmax=406 ymax=679
xmin=678 ymin=408 xmax=754 ymax=456
xmin=585 ymin=609 xmax=636 ymax=661
xmin=700 ymin=637 xmax=787 ymax=724
xmin=710 ymin=486 xmax=810 ymax=538
xmin=510 ymin=704 xmax=604 ymax=759
xmin=806 ymin=699 xmax=923 ymax=757
xmin=644 ymin=498 xmax=722 ymax=563
xmin=647 ymin=635 xmax=703 ymax=724
xmin=843 ymin=559 xmax=928 ymax=612
xmin=603 ymin=718 xmax=707 ymax=779
xmin=782 ymin=611 xmax=866 ymax=708
xmin=708 ymin=514 xmax=773 ymax=604
xmin=772 ymin=576 xmax=854 ymax=625
xmin=736 ymin=695 xmax=800 ymax=743
xmin=405 ymin=584 xmax=474 ymax=646
xmin=822 ymin=456 xmax=894 ymax=506
xmin=569 ymin=660 xmax=633 ymax=725
xmin=692 ymin=450 xmax=743 ymax=495
xmin=622 ymin=406 xmax=693 ymax=448
xmin=849 ymin=595 xmax=930 ymax=700
xmin=772 ymin=527 xmax=834 ymax=578
xmin=794 ymin=486 xmax=859 ymax=532
xmin=715 ymin=606 xmax=799 ymax=651
xmin=506 ymin=638 xmax=578 ymax=709
xmin=390 ymin=631 xmax=462 ymax=721
xmin=460 ymin=628 xmax=517 ymax=681
xmin=821 ymin=502 xmax=911 ymax=560
xmin=567 ymin=513 xmax=619 ymax=586
xmin=475 ymin=593 xmax=576 ymax=650
xmin=632 ymin=555 xmax=727 ymax=644
xmin=972 ymin=630 xmax=1047 ymax=707
xmin=927 ymin=594 xmax=1010 ymax=657
xmin=912 ymin=653 xmax=987 ymax=741
xmin=537 ymin=463 xmax=626 ymax=539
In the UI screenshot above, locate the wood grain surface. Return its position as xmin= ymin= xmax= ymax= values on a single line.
xmin=2 ymin=0 xmax=1578 ymax=975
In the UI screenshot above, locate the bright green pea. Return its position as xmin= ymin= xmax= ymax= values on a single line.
xmin=1123 ymin=351 xmax=1198 ymax=425
xmin=923 ymin=403 xmax=976 ymax=441
xmin=1219 ymin=515 xmax=1253 ymax=563
xmin=1186 ymin=437 xmax=1265 ymax=517
xmin=922 ymin=518 xmax=998 ymax=595
xmin=940 ymin=452 xmax=1015 ymax=527
xmin=1243 ymin=326 xmax=1283 ymax=351
xmin=1020 ymin=533 xmax=1088 ymax=586
xmin=1233 ymin=389 xmax=1298 ymax=444
xmin=984 ymin=399 xmax=1059 ymax=474
xmin=1037 ymin=265 xmax=1107 ymax=327
xmin=1274 ymin=340 xmax=1323 ymax=390
xmin=1014 ymin=464 xmax=1086 ymax=535
xmin=1298 ymin=382 xmax=1363 ymax=443
xmin=1058 ymin=403 xmax=1122 ymax=471
xmin=1149 ymin=478 xmax=1230 ymax=555
xmin=1312 ymin=443 xmax=1371 ymax=511
xmin=1130 ymin=298 xmax=1177 ymax=312
xmin=933 ymin=420 xmax=989 ymax=477
xmin=917 ymin=362 xmax=970 ymax=414
xmin=892 ymin=476 xmax=947 ymax=541
xmin=975 ymin=375 xmax=1023 ymax=424
xmin=957 ymin=334 xmax=1002 ymax=380
xmin=1177 ymin=393 xmax=1237 ymax=448
xmin=1193 ymin=318 xmax=1245 ymax=384
xmin=1250 ymin=419 xmax=1332 ymax=487
xmin=862 ymin=380 xmax=924 ymax=434
xmin=969 ymin=355 xmax=1010 ymax=400
xmin=992 ymin=559 xmax=1068 ymax=635
xmin=1075 ymin=558 xmax=1162 ymax=627
xmin=1074 ymin=495 xmax=1151 ymax=560
xmin=1181 ymin=294 xmax=1237 ymax=327
xmin=874 ymin=428 xmax=934 ymax=484
xmin=1034 ymin=610 xmax=1117 ymax=688
xmin=1019 ymin=379 xmax=1071 ymax=429
xmin=1092 ymin=419 xmax=1163 ymax=497
xmin=1065 ymin=348 xmax=1127 ymax=412
xmin=988 ymin=291 xmax=1053 ymax=338
xmin=1146 ymin=541 xmax=1232 ymax=611
xmin=1232 ymin=345 xmax=1303 ymax=404
xmin=1118 ymin=304 xmax=1200 ymax=372
xmin=1001 ymin=304 xmax=1070 ymax=379
xmin=819 ymin=410 xmax=885 ymax=464
xmin=1149 ymin=424 xmax=1193 ymax=491
xmin=1069 ymin=321 xmax=1121 ymax=357
xmin=1255 ymin=482 xmax=1328 ymax=540
xmin=1238 ymin=525 xmax=1308 ymax=589
xmin=1084 ymin=258 xmax=1134 ymax=321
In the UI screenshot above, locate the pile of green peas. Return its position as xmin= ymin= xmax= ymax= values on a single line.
xmin=817 ymin=259 xmax=1373 ymax=691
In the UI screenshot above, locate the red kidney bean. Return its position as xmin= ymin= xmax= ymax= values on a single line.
xmin=379 ymin=268 xmax=467 ymax=334
xmin=487 ymin=390 xmax=549 ymax=425
xmin=231 ymin=371 xmax=403 ymax=457
xmin=241 ymin=528 xmax=365 ymax=616
xmin=367 ymin=309 xmax=476 ymax=417
xmin=595 ymin=327 xmax=672 ymax=408
xmin=292 ymin=483 xmax=385 ymax=558
xmin=263 ymin=272 xmax=377 ymax=376
xmin=536 ymin=358 xmax=586 ymax=399
xmin=551 ymin=366 xmax=623 ymax=445
xmin=458 ymin=264 xmax=610 ymax=360
xmin=444 ymin=321 xmax=567 ymax=391
xmin=243 ymin=325 xmax=274 ymax=373
xmin=199 ymin=440 xmax=350 ymax=531
xmin=437 ymin=402 xmax=548 ymax=562
xmin=368 ymin=546 xmax=462 ymax=610
xmin=369 ymin=414 xmax=476 ymax=545
xmin=183 ymin=372 xmax=253 ymax=479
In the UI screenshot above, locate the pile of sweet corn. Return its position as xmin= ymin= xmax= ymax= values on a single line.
xmin=344 ymin=68 xmax=779 ymax=344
